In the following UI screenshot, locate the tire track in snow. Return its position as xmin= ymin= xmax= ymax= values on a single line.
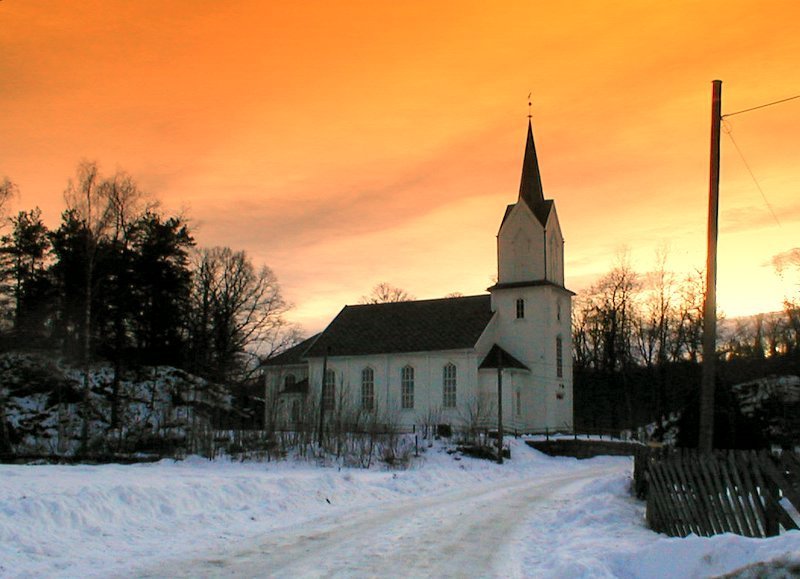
xmin=130 ymin=461 xmax=623 ymax=578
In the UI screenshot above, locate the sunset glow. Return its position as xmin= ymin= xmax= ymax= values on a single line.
xmin=2 ymin=1 xmax=799 ymax=333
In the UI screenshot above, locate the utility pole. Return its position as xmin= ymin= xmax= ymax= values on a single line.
xmin=317 ymin=347 xmax=330 ymax=448
xmin=699 ymin=79 xmax=722 ymax=454
xmin=496 ymin=347 xmax=504 ymax=464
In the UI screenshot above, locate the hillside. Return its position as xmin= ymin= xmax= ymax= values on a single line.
xmin=0 ymin=352 xmax=230 ymax=457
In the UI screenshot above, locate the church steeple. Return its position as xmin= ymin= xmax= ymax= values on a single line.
xmin=519 ymin=120 xmax=545 ymax=209
xmin=494 ymin=118 xmax=565 ymax=287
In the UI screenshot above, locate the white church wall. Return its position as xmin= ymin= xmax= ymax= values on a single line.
xmin=490 ymin=284 xmax=573 ymax=431
xmin=544 ymin=211 xmax=565 ymax=286
xmin=262 ymin=363 xmax=309 ymax=428
xmin=477 ymin=369 xmax=531 ymax=433
xmin=263 ymin=364 xmax=307 ymax=393
xmin=497 ymin=203 xmax=545 ymax=284
xmin=307 ymin=349 xmax=482 ymax=430
xmin=473 ymin=312 xmax=499 ymax=360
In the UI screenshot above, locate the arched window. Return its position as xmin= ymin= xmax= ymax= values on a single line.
xmin=401 ymin=366 xmax=414 ymax=410
xmin=556 ymin=337 xmax=563 ymax=378
xmin=515 ymin=298 xmax=525 ymax=319
xmin=516 ymin=390 xmax=522 ymax=417
xmin=443 ymin=363 xmax=457 ymax=408
xmin=323 ymin=369 xmax=336 ymax=410
xmin=284 ymin=374 xmax=296 ymax=390
xmin=361 ymin=367 xmax=375 ymax=411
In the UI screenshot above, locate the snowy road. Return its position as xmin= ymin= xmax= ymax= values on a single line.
xmin=133 ymin=462 xmax=622 ymax=578
xmin=4 ymin=444 xmax=797 ymax=578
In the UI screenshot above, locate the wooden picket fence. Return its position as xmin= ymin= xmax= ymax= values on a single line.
xmin=635 ymin=448 xmax=800 ymax=537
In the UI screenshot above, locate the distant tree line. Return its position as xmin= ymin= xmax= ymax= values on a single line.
xmin=0 ymin=164 xmax=300 ymax=436
xmin=572 ymin=252 xmax=800 ymax=448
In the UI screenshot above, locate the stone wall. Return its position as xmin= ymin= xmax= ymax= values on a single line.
xmin=526 ymin=439 xmax=644 ymax=459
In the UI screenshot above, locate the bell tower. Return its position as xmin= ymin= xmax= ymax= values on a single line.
xmin=488 ymin=120 xmax=573 ymax=431
xmin=496 ymin=120 xmax=564 ymax=286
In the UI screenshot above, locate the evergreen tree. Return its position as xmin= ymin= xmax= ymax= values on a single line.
xmin=129 ymin=212 xmax=194 ymax=366
xmin=0 ymin=208 xmax=53 ymax=341
xmin=49 ymin=210 xmax=91 ymax=358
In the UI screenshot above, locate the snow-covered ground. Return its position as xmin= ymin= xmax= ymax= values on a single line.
xmin=1 ymin=439 xmax=798 ymax=578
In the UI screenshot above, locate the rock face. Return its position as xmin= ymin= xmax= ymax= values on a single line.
xmin=732 ymin=375 xmax=800 ymax=448
xmin=0 ymin=352 xmax=229 ymax=456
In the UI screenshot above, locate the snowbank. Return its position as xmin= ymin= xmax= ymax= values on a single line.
xmin=0 ymin=439 xmax=797 ymax=578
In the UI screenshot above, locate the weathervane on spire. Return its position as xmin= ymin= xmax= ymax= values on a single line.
xmin=527 ymin=92 xmax=532 ymax=120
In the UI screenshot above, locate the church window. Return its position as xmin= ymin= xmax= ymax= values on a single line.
xmin=361 ymin=367 xmax=375 ymax=411
xmin=323 ymin=369 xmax=336 ymax=410
xmin=291 ymin=400 xmax=301 ymax=424
xmin=556 ymin=337 xmax=563 ymax=378
xmin=442 ymin=363 xmax=457 ymax=408
xmin=557 ymin=302 xmax=562 ymax=321
xmin=516 ymin=390 xmax=522 ymax=417
xmin=284 ymin=374 xmax=296 ymax=390
xmin=515 ymin=298 xmax=525 ymax=319
xmin=401 ymin=366 xmax=414 ymax=410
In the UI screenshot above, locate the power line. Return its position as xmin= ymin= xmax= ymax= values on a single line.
xmin=721 ymin=119 xmax=781 ymax=227
xmin=722 ymin=94 xmax=800 ymax=118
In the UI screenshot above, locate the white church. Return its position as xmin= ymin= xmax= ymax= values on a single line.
xmin=263 ymin=121 xmax=574 ymax=433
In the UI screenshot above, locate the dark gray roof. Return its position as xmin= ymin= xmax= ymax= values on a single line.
xmin=499 ymin=199 xmax=553 ymax=230
xmin=519 ymin=120 xmax=548 ymax=222
xmin=479 ymin=344 xmax=529 ymax=370
xmin=487 ymin=279 xmax=575 ymax=296
xmin=261 ymin=334 xmax=320 ymax=367
xmin=305 ymin=295 xmax=494 ymax=358
xmin=499 ymin=122 xmax=553 ymax=229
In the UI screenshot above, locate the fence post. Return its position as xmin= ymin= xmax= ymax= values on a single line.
xmin=763 ymin=466 xmax=781 ymax=537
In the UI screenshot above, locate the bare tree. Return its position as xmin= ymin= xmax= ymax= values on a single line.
xmin=671 ymin=270 xmax=706 ymax=363
xmin=0 ymin=178 xmax=17 ymax=215
xmin=101 ymin=170 xmax=155 ymax=243
xmin=188 ymin=247 xmax=296 ymax=384
xmin=773 ymin=248 xmax=800 ymax=353
xmin=60 ymin=162 xmax=155 ymax=449
xmin=99 ymin=171 xmax=153 ymax=430
xmin=458 ymin=393 xmax=495 ymax=444
xmin=633 ymin=250 xmax=673 ymax=367
xmin=359 ymin=282 xmax=414 ymax=304
xmin=632 ymin=250 xmax=680 ymax=420
xmin=63 ymin=161 xmax=115 ymax=452
xmin=577 ymin=256 xmax=640 ymax=427
xmin=0 ymin=179 xmax=20 ymax=327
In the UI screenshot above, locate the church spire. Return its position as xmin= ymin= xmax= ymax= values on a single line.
xmin=518 ymin=120 xmax=545 ymax=209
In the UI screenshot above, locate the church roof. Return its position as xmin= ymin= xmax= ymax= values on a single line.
xmin=478 ymin=344 xmax=529 ymax=370
xmin=305 ymin=295 xmax=494 ymax=358
xmin=487 ymin=279 xmax=576 ymax=295
xmin=261 ymin=333 xmax=321 ymax=367
xmin=518 ymin=120 xmax=552 ymax=227
xmin=519 ymin=121 xmax=544 ymax=206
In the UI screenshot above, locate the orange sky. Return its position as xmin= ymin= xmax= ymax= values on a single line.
xmin=2 ymin=0 xmax=799 ymax=333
